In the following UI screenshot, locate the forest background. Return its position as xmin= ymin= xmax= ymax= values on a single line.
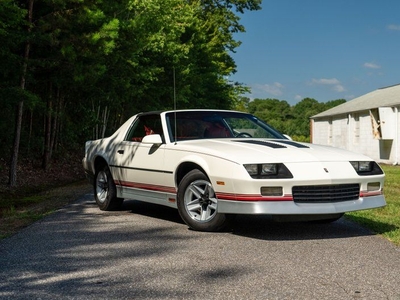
xmin=0 ymin=0 xmax=346 ymax=188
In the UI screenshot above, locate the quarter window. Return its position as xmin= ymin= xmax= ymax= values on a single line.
xmin=125 ymin=114 xmax=163 ymax=142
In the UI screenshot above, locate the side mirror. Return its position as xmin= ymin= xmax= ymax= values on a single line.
xmin=142 ymin=134 xmax=163 ymax=145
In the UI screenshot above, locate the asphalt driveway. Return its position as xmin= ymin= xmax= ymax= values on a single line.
xmin=1 ymin=192 xmax=399 ymax=299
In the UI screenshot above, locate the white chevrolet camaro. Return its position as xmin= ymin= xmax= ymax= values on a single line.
xmin=82 ymin=109 xmax=386 ymax=231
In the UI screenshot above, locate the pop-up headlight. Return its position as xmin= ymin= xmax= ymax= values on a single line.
xmin=244 ymin=163 xmax=293 ymax=179
xmin=350 ymin=161 xmax=384 ymax=176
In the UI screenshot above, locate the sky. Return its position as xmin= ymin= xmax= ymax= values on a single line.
xmin=230 ymin=0 xmax=400 ymax=105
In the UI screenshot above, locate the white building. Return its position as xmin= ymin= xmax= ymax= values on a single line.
xmin=310 ymin=84 xmax=400 ymax=165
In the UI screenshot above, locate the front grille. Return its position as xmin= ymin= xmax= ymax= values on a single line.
xmin=292 ymin=184 xmax=360 ymax=203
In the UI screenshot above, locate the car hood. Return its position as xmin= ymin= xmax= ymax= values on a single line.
xmin=172 ymin=139 xmax=372 ymax=164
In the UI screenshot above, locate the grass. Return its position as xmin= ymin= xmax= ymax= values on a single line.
xmin=0 ymin=181 xmax=91 ymax=239
xmin=346 ymin=164 xmax=400 ymax=245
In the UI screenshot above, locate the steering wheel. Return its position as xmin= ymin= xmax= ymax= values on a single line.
xmin=235 ymin=132 xmax=252 ymax=138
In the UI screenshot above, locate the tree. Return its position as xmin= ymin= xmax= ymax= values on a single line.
xmin=288 ymin=98 xmax=323 ymax=137
xmin=6 ymin=0 xmax=34 ymax=187
xmin=233 ymin=96 xmax=251 ymax=112
xmin=172 ymin=0 xmax=261 ymax=108
xmin=0 ymin=0 xmax=27 ymax=156
xmin=239 ymin=97 xmax=347 ymax=141
xmin=248 ymin=98 xmax=292 ymax=133
xmin=1 ymin=0 xmax=262 ymax=186
xmin=324 ymin=99 xmax=346 ymax=110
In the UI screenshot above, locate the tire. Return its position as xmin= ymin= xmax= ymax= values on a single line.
xmin=177 ymin=169 xmax=229 ymax=232
xmin=94 ymin=164 xmax=123 ymax=211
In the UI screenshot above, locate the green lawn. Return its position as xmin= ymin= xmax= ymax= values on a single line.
xmin=346 ymin=164 xmax=400 ymax=245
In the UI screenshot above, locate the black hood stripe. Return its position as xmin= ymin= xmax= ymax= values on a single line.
xmin=271 ymin=140 xmax=309 ymax=148
xmin=234 ymin=140 xmax=286 ymax=148
xmin=234 ymin=139 xmax=310 ymax=149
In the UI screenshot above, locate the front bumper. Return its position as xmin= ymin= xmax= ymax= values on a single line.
xmin=217 ymin=194 xmax=386 ymax=215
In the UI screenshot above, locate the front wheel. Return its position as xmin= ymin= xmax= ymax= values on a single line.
xmin=94 ymin=165 xmax=123 ymax=211
xmin=177 ymin=169 xmax=229 ymax=232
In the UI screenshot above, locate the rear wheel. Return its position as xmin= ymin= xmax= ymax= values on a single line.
xmin=94 ymin=165 xmax=123 ymax=210
xmin=177 ymin=169 xmax=229 ymax=232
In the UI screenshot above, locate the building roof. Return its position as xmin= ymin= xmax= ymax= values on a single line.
xmin=311 ymin=83 xmax=400 ymax=119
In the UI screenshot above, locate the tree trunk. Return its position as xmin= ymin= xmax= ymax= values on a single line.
xmin=49 ymin=88 xmax=59 ymax=159
xmin=101 ymin=106 xmax=109 ymax=138
xmin=8 ymin=0 xmax=34 ymax=187
xmin=9 ymin=100 xmax=25 ymax=187
xmin=28 ymin=109 xmax=33 ymax=154
xmin=54 ymin=93 xmax=63 ymax=152
xmin=42 ymin=83 xmax=53 ymax=170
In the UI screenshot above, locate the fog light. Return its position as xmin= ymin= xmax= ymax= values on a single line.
xmin=261 ymin=186 xmax=283 ymax=196
xmin=367 ymin=182 xmax=380 ymax=191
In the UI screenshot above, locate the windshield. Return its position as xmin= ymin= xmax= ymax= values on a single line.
xmin=165 ymin=111 xmax=286 ymax=142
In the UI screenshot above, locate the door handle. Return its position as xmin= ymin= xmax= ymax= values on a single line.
xmin=117 ymin=150 xmax=124 ymax=154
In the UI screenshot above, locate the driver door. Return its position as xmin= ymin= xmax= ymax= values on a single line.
xmin=111 ymin=114 xmax=170 ymax=203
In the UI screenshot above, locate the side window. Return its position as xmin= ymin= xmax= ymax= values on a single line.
xmin=125 ymin=115 xmax=163 ymax=142
xmin=126 ymin=119 xmax=145 ymax=142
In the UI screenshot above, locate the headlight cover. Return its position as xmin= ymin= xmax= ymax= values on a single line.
xmin=350 ymin=161 xmax=384 ymax=176
xmin=244 ymin=163 xmax=293 ymax=179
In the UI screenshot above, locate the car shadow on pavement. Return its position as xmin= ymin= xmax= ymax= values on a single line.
xmin=229 ymin=214 xmax=383 ymax=241
xmin=117 ymin=200 xmax=385 ymax=241
xmin=121 ymin=199 xmax=185 ymax=225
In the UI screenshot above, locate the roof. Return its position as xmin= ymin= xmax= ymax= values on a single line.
xmin=311 ymin=83 xmax=400 ymax=119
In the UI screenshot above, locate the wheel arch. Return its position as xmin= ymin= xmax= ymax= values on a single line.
xmin=93 ymin=155 xmax=108 ymax=172
xmin=175 ymin=162 xmax=208 ymax=187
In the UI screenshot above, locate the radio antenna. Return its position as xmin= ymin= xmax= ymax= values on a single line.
xmin=173 ymin=67 xmax=177 ymax=143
